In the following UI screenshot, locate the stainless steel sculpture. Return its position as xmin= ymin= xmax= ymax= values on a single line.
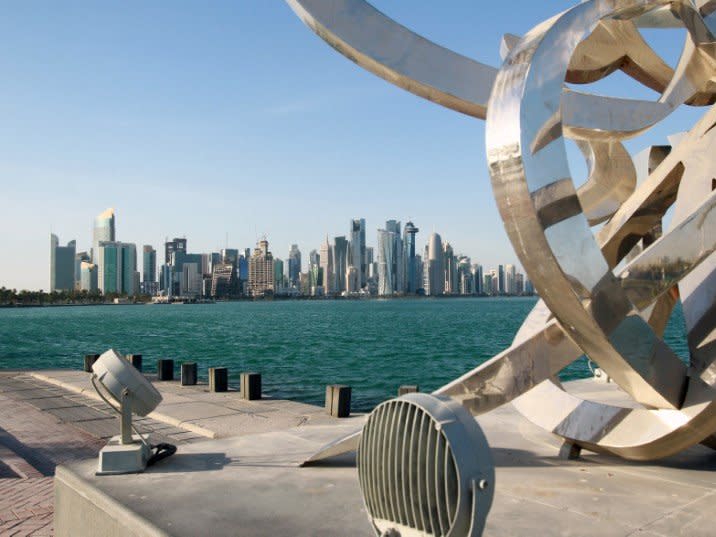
xmin=286 ymin=0 xmax=716 ymax=461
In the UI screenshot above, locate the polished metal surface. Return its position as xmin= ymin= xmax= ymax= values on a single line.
xmin=286 ymin=0 xmax=716 ymax=462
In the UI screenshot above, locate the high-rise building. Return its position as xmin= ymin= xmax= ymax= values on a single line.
xmin=443 ymin=242 xmax=457 ymax=294
xmin=180 ymin=263 xmax=202 ymax=297
xmin=349 ymin=218 xmax=366 ymax=288
xmin=274 ymin=258 xmax=285 ymax=289
xmin=346 ymin=265 xmax=359 ymax=293
xmin=142 ymin=245 xmax=156 ymax=283
xmin=376 ymin=228 xmax=396 ymax=296
xmin=385 ymin=220 xmax=404 ymax=293
xmin=332 ymin=236 xmax=348 ymax=293
xmin=97 ymin=241 xmax=138 ymax=295
xmin=165 ymin=238 xmax=187 ymax=265
xmin=320 ymin=237 xmax=334 ymax=294
xmin=92 ymin=208 xmax=115 ymax=263
xmin=50 ymin=234 xmax=76 ymax=292
xmin=505 ymin=264 xmax=516 ymax=295
xmin=403 ymin=221 xmax=419 ymax=294
xmin=498 ymin=264 xmax=505 ymax=295
xmin=473 ymin=264 xmax=484 ymax=295
xmin=426 ymin=232 xmax=444 ymax=296
xmin=288 ymin=244 xmax=301 ymax=287
xmin=249 ymin=239 xmax=274 ymax=297
xmin=74 ymin=251 xmax=90 ymax=289
xmin=211 ymin=263 xmax=234 ymax=298
xmin=79 ymin=261 xmax=98 ymax=292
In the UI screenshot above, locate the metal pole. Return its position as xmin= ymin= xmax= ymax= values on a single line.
xmin=120 ymin=388 xmax=132 ymax=444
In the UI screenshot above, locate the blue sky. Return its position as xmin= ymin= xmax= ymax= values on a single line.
xmin=0 ymin=1 xmax=700 ymax=290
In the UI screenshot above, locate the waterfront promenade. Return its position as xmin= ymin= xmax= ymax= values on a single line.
xmin=2 ymin=368 xmax=716 ymax=535
xmin=0 ymin=369 xmax=363 ymax=535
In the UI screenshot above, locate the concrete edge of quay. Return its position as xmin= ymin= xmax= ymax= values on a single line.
xmin=54 ymin=465 xmax=170 ymax=537
xmin=29 ymin=371 xmax=218 ymax=440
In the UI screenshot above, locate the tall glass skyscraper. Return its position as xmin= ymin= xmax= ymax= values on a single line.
xmin=142 ymin=245 xmax=156 ymax=283
xmin=376 ymin=229 xmax=395 ymax=296
xmin=92 ymin=208 xmax=115 ymax=263
xmin=403 ymin=221 xmax=419 ymax=294
xmin=50 ymin=234 xmax=76 ymax=292
xmin=97 ymin=241 xmax=138 ymax=295
xmin=332 ymin=236 xmax=348 ymax=292
xmin=349 ymin=218 xmax=366 ymax=288
xmin=288 ymin=244 xmax=301 ymax=287
xmin=320 ymin=237 xmax=333 ymax=294
xmin=426 ymin=232 xmax=444 ymax=296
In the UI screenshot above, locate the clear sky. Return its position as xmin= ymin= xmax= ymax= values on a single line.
xmin=0 ymin=1 xmax=701 ymax=290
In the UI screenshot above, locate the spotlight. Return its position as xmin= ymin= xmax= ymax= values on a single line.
xmin=91 ymin=349 xmax=167 ymax=475
xmin=358 ymin=393 xmax=494 ymax=537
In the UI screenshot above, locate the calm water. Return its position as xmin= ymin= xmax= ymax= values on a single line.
xmin=0 ymin=298 xmax=689 ymax=411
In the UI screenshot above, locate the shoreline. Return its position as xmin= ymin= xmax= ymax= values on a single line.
xmin=0 ymin=294 xmax=537 ymax=309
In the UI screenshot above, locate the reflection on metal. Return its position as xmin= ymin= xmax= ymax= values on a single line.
xmin=358 ymin=394 xmax=494 ymax=537
xmin=286 ymin=0 xmax=716 ymax=461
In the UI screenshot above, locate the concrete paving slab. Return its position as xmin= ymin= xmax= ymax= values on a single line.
xmin=53 ymin=379 xmax=716 ymax=537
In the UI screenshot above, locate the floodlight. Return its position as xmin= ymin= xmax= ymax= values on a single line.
xmin=357 ymin=393 xmax=494 ymax=537
xmin=91 ymin=348 xmax=165 ymax=475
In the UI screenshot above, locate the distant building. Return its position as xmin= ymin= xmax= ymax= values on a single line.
xmin=180 ymin=263 xmax=202 ymax=297
xmin=142 ymin=245 xmax=156 ymax=284
xmin=249 ymin=239 xmax=274 ymax=297
xmin=443 ymin=242 xmax=457 ymax=294
xmin=97 ymin=241 xmax=139 ymax=295
xmin=332 ymin=236 xmax=348 ymax=293
xmin=376 ymin=229 xmax=396 ymax=296
xmin=498 ymin=264 xmax=505 ymax=295
xmin=320 ymin=237 xmax=333 ymax=294
xmin=80 ymin=261 xmax=98 ymax=292
xmin=403 ymin=221 xmax=419 ymax=294
xmin=211 ymin=263 xmax=234 ymax=298
xmin=50 ymin=234 xmax=76 ymax=292
xmin=92 ymin=208 xmax=115 ymax=263
xmin=425 ymin=232 xmax=444 ymax=296
xmin=164 ymin=238 xmax=187 ymax=265
xmin=274 ymin=258 xmax=285 ymax=289
xmin=349 ymin=218 xmax=366 ymax=288
xmin=346 ymin=265 xmax=359 ymax=293
xmin=74 ymin=251 xmax=90 ymax=290
xmin=288 ymin=244 xmax=301 ymax=287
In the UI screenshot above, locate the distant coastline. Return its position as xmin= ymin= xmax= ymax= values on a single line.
xmin=0 ymin=293 xmax=537 ymax=309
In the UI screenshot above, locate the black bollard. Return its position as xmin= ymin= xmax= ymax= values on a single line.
xmin=398 ymin=385 xmax=419 ymax=396
xmin=181 ymin=362 xmax=198 ymax=386
xmin=126 ymin=354 xmax=143 ymax=372
xmin=209 ymin=367 xmax=228 ymax=392
xmin=157 ymin=359 xmax=174 ymax=381
xmin=83 ymin=354 xmax=100 ymax=373
xmin=240 ymin=372 xmax=262 ymax=400
xmin=325 ymin=384 xmax=351 ymax=418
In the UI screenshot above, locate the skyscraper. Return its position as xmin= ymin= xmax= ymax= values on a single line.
xmin=498 ymin=264 xmax=505 ymax=295
xmin=97 ymin=241 xmax=138 ymax=295
xmin=50 ymin=234 xmax=76 ymax=292
xmin=142 ymin=245 xmax=156 ymax=283
xmin=376 ymin=228 xmax=395 ymax=296
xmin=92 ymin=208 xmax=115 ymax=263
xmin=385 ymin=220 xmax=404 ymax=293
xmin=426 ymin=232 xmax=444 ymax=296
xmin=403 ymin=221 xmax=419 ymax=294
xmin=165 ymin=238 xmax=187 ymax=265
xmin=74 ymin=251 xmax=90 ymax=289
xmin=249 ymin=239 xmax=274 ymax=297
xmin=443 ymin=242 xmax=457 ymax=294
xmin=288 ymin=244 xmax=301 ymax=287
xmin=349 ymin=218 xmax=366 ymax=288
xmin=320 ymin=237 xmax=334 ymax=294
xmin=79 ymin=261 xmax=98 ymax=292
xmin=274 ymin=258 xmax=285 ymax=289
xmin=332 ymin=236 xmax=348 ymax=293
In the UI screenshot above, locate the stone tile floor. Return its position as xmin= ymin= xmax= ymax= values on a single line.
xmin=0 ymin=372 xmax=205 ymax=536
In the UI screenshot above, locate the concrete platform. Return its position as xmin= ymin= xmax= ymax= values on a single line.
xmin=54 ymin=379 xmax=716 ymax=537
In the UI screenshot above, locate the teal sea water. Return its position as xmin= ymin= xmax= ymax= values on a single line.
xmin=0 ymin=298 xmax=689 ymax=411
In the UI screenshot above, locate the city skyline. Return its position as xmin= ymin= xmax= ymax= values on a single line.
xmin=44 ymin=206 xmax=531 ymax=299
